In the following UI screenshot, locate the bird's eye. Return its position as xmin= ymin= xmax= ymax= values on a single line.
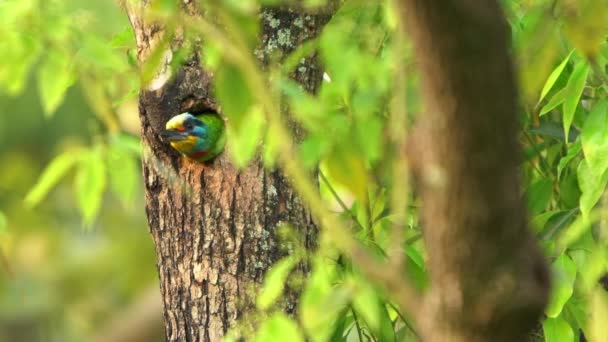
xmin=184 ymin=122 xmax=194 ymax=130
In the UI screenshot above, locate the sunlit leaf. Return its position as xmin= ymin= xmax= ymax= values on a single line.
xmin=263 ymin=122 xmax=281 ymax=168
xmin=578 ymin=161 xmax=608 ymax=218
xmin=79 ymin=35 xmax=129 ymax=73
xmin=351 ymin=279 xmax=395 ymax=342
xmin=589 ymin=288 xmax=608 ymax=342
xmin=257 ymin=255 xmax=299 ymax=310
xmin=74 ymin=147 xmax=107 ymax=226
xmin=556 ymin=211 xmax=599 ymax=253
xmin=0 ymin=32 xmax=41 ymax=95
xmin=280 ymin=79 xmax=326 ymax=131
xmin=539 ymin=87 xmax=568 ymax=116
xmin=531 ymin=210 xmax=561 ymax=234
xmin=355 ymin=116 xmax=383 ymax=163
xmin=215 ymin=63 xmax=253 ymax=131
xmin=562 ymin=61 xmax=589 ymax=142
xmin=25 ymin=152 xmax=79 ymax=207
xmin=405 ymin=246 xmax=428 ymax=291
xmin=107 ymin=143 xmax=138 ymax=208
xmin=581 ymin=99 xmax=608 ymax=177
xmin=256 ymin=314 xmax=304 ymax=342
xmin=537 ymin=51 xmax=573 ymax=106
xmin=326 ymin=148 xmax=368 ymax=203
xmin=579 ymin=247 xmax=606 ymax=291
xmin=37 ymin=49 xmax=75 ymax=116
xmin=301 ymin=259 xmax=349 ymax=342
xmin=543 ymin=316 xmax=574 ymax=342
xmin=111 ymin=133 xmax=142 ymax=156
xmin=226 ymin=106 xmax=264 ymax=168
xmin=110 ymin=26 xmax=136 ymax=49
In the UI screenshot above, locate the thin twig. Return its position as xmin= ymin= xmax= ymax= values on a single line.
xmin=523 ymin=130 xmax=551 ymax=177
xmin=388 ymin=302 xmax=419 ymax=339
xmin=351 ymin=307 xmax=365 ymax=342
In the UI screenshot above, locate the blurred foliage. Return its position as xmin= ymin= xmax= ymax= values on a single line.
xmin=0 ymin=0 xmax=157 ymax=341
xmin=2 ymin=0 xmax=608 ymax=341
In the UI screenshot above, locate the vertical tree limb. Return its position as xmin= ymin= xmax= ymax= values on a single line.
xmin=400 ymin=1 xmax=551 ymax=340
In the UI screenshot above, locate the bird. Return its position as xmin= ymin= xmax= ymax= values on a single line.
xmin=160 ymin=112 xmax=226 ymax=162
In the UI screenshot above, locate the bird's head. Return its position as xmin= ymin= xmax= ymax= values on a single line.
xmin=160 ymin=113 xmax=209 ymax=153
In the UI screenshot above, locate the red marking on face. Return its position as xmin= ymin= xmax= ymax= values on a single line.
xmin=188 ymin=150 xmax=209 ymax=159
xmin=177 ymin=126 xmax=185 ymax=132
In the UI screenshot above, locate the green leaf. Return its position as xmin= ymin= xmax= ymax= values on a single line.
xmin=581 ymin=99 xmax=608 ymax=177
xmin=256 ymin=314 xmax=304 ymax=342
xmin=528 ymin=122 xmax=579 ymax=142
xmin=327 ymin=310 xmax=349 ymax=342
xmin=563 ymin=294 xmax=588 ymax=333
xmin=355 ymin=116 xmax=383 ymax=163
xmin=541 ymin=209 xmax=579 ymax=242
xmin=227 ymin=106 xmax=264 ymax=168
xmin=405 ymin=246 xmax=428 ymax=291
xmin=74 ymin=148 xmax=107 ymax=226
xmin=556 ymin=212 xmax=599 ymax=253
xmin=37 ymin=49 xmax=75 ymax=116
xmin=325 ymin=148 xmax=368 ymax=203
xmin=559 ymin=172 xmax=581 ymax=209
xmin=111 ymin=133 xmax=142 ymax=156
xmin=0 ymin=32 xmax=41 ymax=95
xmin=107 ymin=143 xmax=138 ymax=208
xmin=301 ymin=259 xmax=349 ymax=342
xmin=577 ymin=160 xmax=608 ymax=218
xmin=526 ymin=179 xmax=553 ymax=214
xmin=578 ymin=247 xmax=606 ymax=291
xmin=214 ymin=63 xmax=253 ymax=131
xmin=351 ymin=280 xmax=395 ymax=342
xmin=546 ymin=254 xmax=578 ymax=318
xmin=557 ymin=140 xmax=582 ymax=179
xmin=543 ymin=316 xmax=574 ymax=342
xmin=537 ymin=51 xmax=573 ymax=106
xmin=539 ymin=87 xmax=567 ymax=116
xmin=25 ymin=151 xmax=79 ymax=207
xmin=281 ymin=79 xmax=326 ymax=131
xmin=531 ymin=210 xmax=561 ymax=233
xmin=263 ymin=122 xmax=281 ymax=168
xmin=562 ymin=61 xmax=589 ymax=142
xmin=257 ymin=255 xmax=299 ymax=310
xmin=110 ymin=26 xmax=136 ymax=49
xmin=79 ymin=35 xmax=130 ymax=72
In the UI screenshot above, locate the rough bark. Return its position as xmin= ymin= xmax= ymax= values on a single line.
xmin=126 ymin=3 xmax=332 ymax=341
xmin=400 ymin=1 xmax=551 ymax=341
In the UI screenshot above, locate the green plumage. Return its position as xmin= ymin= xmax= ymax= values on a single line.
xmin=161 ymin=112 xmax=226 ymax=162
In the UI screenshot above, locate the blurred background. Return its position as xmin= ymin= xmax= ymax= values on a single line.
xmin=0 ymin=1 xmax=162 ymax=341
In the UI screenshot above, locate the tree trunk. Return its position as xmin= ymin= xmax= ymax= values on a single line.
xmin=125 ymin=3 xmax=332 ymax=341
xmin=400 ymin=1 xmax=551 ymax=341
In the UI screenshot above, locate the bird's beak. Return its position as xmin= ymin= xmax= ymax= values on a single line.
xmin=160 ymin=130 xmax=188 ymax=142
